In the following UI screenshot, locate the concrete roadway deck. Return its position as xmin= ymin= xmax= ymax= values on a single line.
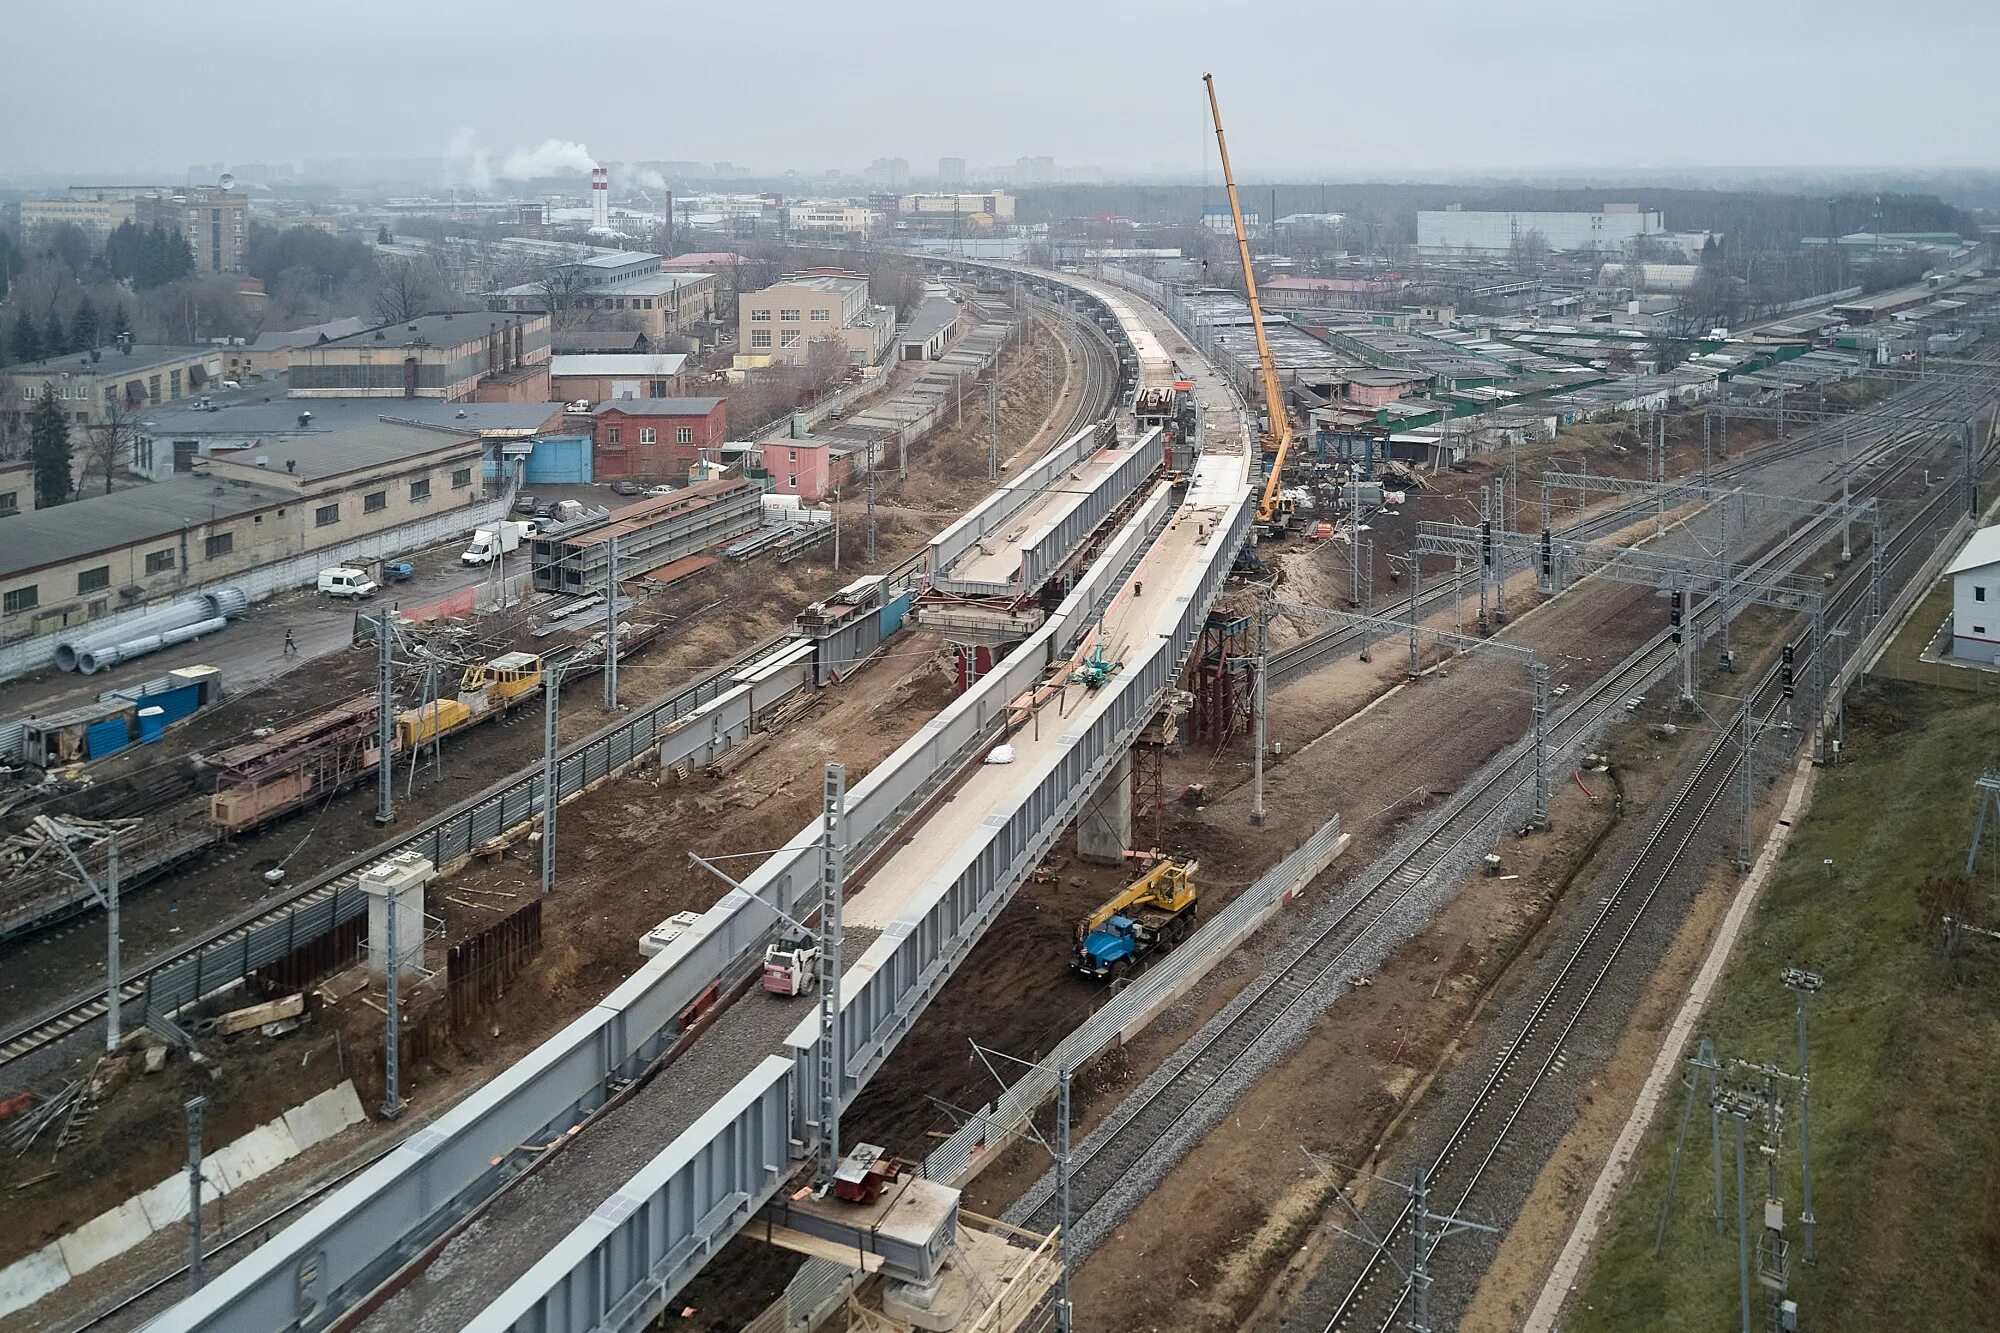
xmin=361 ymin=928 xmax=881 ymax=1333
xmin=941 ymin=441 xmax=1134 ymax=590
xmin=850 ymin=449 xmax=1253 ymax=933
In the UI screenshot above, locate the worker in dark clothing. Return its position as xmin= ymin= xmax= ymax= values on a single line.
xmin=283 ymin=628 xmax=298 ymax=657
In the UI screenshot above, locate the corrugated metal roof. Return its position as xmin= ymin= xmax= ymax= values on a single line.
xmin=1947 ymin=525 xmax=2000 ymax=576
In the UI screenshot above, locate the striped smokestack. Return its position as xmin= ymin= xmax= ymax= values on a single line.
xmin=591 ymin=166 xmax=609 ymax=231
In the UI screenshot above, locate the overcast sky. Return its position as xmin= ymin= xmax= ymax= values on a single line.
xmin=4 ymin=0 xmax=1995 ymax=181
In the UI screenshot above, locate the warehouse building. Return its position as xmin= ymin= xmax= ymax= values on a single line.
xmin=2 ymin=343 xmax=225 ymax=432
xmin=1418 ymin=204 xmax=1664 ymax=256
xmin=134 ymin=398 xmax=560 ymax=481
xmin=549 ymin=353 xmax=689 ymax=403
xmin=289 ymin=311 xmax=551 ymax=402
xmin=0 ymin=420 xmax=485 ymax=644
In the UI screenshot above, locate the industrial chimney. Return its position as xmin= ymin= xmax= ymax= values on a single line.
xmin=591 ymin=166 xmax=609 ymax=232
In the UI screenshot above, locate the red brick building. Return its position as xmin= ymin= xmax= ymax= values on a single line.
xmin=591 ymin=397 xmax=729 ymax=484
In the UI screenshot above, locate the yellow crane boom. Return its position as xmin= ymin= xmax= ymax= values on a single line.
xmin=1203 ymin=73 xmax=1294 ymax=527
xmin=1076 ymin=858 xmax=1199 ymax=937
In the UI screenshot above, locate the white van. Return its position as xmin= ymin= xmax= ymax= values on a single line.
xmin=317 ymin=567 xmax=378 ymax=599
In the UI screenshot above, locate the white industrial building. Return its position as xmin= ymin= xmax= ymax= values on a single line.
xmin=1418 ymin=205 xmax=1664 ymax=256
xmin=1947 ymin=525 xmax=2000 ymax=664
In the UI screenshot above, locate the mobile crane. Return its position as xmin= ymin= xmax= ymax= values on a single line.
xmin=1072 ymin=857 xmax=1199 ymax=980
xmin=1203 ymin=73 xmax=1296 ymax=532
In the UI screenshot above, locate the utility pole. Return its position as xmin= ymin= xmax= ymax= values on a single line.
xmin=1737 ymin=703 xmax=1758 ymax=870
xmin=1407 ymin=554 xmax=1422 ymax=678
xmin=184 ymin=1095 xmax=206 ymax=1293
xmin=1252 ymin=595 xmax=1268 ymax=826
xmin=602 ymin=534 xmax=620 ymax=711
xmin=1492 ymin=474 xmax=1507 ymax=622
xmin=1477 ymin=485 xmax=1491 ymax=634
xmin=816 ymin=763 xmax=847 ymax=1184
xmin=865 ymin=459 xmax=877 ymax=564
xmin=540 ymin=659 xmax=565 ymax=896
xmin=1530 ymin=661 xmax=1550 ymax=829
xmin=53 ymin=832 xmax=121 ymax=1051
xmin=1783 ymin=967 xmax=1823 ymax=1263
xmin=1719 ymin=1089 xmax=1757 ymax=1333
xmin=1056 ymin=1064 xmax=1074 ymax=1333
xmin=988 ymin=380 xmax=1000 ymax=481
xmin=374 ymin=611 xmax=395 ymax=825
xmin=1358 ymin=540 xmax=1375 ymax=663
xmin=1654 ymin=1037 xmax=1721 ymax=1255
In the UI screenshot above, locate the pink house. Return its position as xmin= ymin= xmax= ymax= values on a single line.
xmin=1343 ymin=369 xmax=1426 ymax=409
xmin=763 ymin=438 xmax=843 ymax=501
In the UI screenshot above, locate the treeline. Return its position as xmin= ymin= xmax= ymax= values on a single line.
xmin=1016 ymin=183 xmax=1976 ymax=248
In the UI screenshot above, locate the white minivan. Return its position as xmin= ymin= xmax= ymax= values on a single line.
xmin=317 ymin=567 xmax=379 ymax=599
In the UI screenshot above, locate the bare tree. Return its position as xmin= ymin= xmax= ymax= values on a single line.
xmin=83 ymin=397 xmax=136 ymax=494
xmin=532 ymin=261 xmax=594 ymax=330
xmin=371 ymin=256 xmax=443 ymax=325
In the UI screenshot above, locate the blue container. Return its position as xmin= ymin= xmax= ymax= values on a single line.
xmin=138 ymin=706 xmax=167 ymax=744
xmin=86 ymin=717 xmax=129 ymax=759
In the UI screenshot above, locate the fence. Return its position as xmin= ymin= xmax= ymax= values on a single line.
xmin=921 ymin=812 xmax=1346 ymax=1189
xmin=446 ymin=900 xmax=545 ymax=1030
xmin=0 ymin=497 xmax=508 ymax=684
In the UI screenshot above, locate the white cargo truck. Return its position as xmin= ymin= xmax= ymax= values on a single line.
xmin=461 ymin=520 xmax=537 ymax=565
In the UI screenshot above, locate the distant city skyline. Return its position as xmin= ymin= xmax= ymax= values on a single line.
xmin=2 ymin=0 xmax=1996 ymax=180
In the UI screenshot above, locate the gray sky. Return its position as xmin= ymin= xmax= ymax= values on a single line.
xmin=4 ymin=0 xmax=1995 ymax=180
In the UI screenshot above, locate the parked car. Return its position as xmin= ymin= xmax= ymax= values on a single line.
xmin=317 ymin=567 xmax=378 ymax=599
xmin=531 ymin=501 xmax=557 ymax=519
xmin=644 ymin=484 xmax=676 ymax=497
xmin=514 ymin=493 xmax=538 ymax=514
xmin=383 ymin=560 xmax=415 ymax=582
xmin=611 ymin=479 xmax=641 ymax=496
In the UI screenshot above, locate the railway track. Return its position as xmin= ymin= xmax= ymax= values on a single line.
xmin=0 ymin=304 xmax=1124 ymax=1081
xmin=1269 ymin=355 xmax=1998 ymax=689
xmin=1317 ymin=470 xmax=1970 ymax=1332
xmin=1031 ymin=291 xmax=1119 ymax=446
xmin=1018 ymin=407 xmax=1982 ymax=1247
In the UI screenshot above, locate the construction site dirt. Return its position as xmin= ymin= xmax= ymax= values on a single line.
xmin=0 ymin=356 xmax=1869 ymax=1327
xmin=0 ymin=330 xmax=1081 ymax=1306
xmin=0 ymin=327 xmax=1067 ymax=1059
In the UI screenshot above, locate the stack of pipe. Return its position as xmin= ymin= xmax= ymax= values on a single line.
xmin=56 ymin=587 xmax=248 ymax=674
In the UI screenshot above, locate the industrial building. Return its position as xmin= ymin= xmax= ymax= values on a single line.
xmin=549 ymin=352 xmax=689 ymax=403
xmin=1947 ymin=525 xmax=2000 ymax=664
xmin=590 ymin=397 xmax=729 ymax=483
xmin=529 ymin=478 xmax=760 ymax=592
xmin=229 ymin=315 xmax=371 ymax=379
xmin=898 ymin=190 xmax=1015 ymax=222
xmin=133 ymin=398 xmax=560 ymax=482
xmin=897 ymin=293 xmax=961 ymax=360
xmin=737 ymin=271 xmax=893 ymax=367
xmin=1 ymin=342 xmax=225 ymax=432
xmin=1417 ymin=204 xmax=1664 ymax=256
xmin=486 ymin=248 xmax=718 ymax=341
xmin=0 ymin=419 xmax=484 ymax=643
xmin=288 ymin=311 xmax=552 ymax=402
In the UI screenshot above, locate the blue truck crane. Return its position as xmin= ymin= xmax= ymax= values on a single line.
xmin=1071 ymin=858 xmax=1199 ymax=981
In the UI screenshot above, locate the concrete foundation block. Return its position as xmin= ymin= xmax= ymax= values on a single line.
xmin=209 ymin=1119 xmax=302 ymax=1191
xmin=282 ymin=1079 xmax=366 ymax=1149
xmin=56 ymin=1200 xmax=152 ymax=1277
xmin=0 ymin=1242 xmax=70 ymax=1319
